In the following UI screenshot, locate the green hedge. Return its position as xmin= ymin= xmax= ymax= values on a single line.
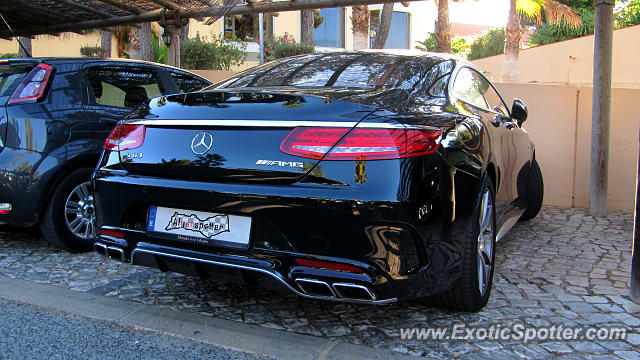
xmin=181 ymin=33 xmax=247 ymax=71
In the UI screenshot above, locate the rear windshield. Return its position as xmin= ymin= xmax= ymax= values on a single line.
xmin=209 ymin=53 xmax=454 ymax=105
xmin=210 ymin=53 xmax=449 ymax=91
xmin=0 ymin=64 xmax=33 ymax=105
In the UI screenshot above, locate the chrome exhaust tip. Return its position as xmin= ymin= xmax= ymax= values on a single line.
xmin=107 ymin=246 xmax=126 ymax=262
xmin=295 ymin=278 xmax=336 ymax=298
xmin=94 ymin=242 xmax=108 ymax=257
xmin=332 ymin=283 xmax=376 ymax=301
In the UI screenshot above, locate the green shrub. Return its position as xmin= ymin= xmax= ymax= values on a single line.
xmin=415 ymin=33 xmax=470 ymax=58
xmin=80 ymin=45 xmax=105 ymax=57
xmin=0 ymin=53 xmax=17 ymax=59
xmin=261 ymin=33 xmax=313 ymax=61
xmin=181 ymin=33 xmax=247 ymax=70
xmin=468 ymin=29 xmax=505 ymax=60
xmin=273 ymin=42 xmax=314 ymax=59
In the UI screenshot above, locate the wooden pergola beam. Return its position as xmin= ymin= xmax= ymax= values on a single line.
xmin=49 ymin=0 xmax=113 ymax=18
xmin=13 ymin=0 xmax=77 ymax=22
xmin=0 ymin=0 xmax=422 ymax=38
xmin=146 ymin=0 xmax=182 ymax=11
xmin=94 ymin=0 xmax=146 ymax=14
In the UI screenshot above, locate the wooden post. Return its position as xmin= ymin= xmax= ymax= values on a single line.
xmin=259 ymin=12 xmax=264 ymax=64
xmin=633 ymin=129 xmax=640 ymax=303
xmin=589 ymin=0 xmax=614 ymax=217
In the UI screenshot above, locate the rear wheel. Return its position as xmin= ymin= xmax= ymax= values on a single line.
xmin=519 ymin=158 xmax=544 ymax=221
xmin=431 ymin=176 xmax=497 ymax=311
xmin=40 ymin=168 xmax=96 ymax=252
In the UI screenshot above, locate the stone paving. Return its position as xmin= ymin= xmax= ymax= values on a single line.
xmin=1 ymin=206 xmax=639 ymax=359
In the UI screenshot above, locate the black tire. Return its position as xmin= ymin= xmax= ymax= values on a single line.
xmin=40 ymin=168 xmax=96 ymax=252
xmin=430 ymin=175 xmax=497 ymax=312
xmin=519 ymin=158 xmax=544 ymax=221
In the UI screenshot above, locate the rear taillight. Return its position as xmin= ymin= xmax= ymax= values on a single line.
xmin=294 ymin=258 xmax=363 ymax=274
xmin=104 ymin=124 xmax=146 ymax=151
xmin=280 ymin=127 xmax=442 ymax=160
xmin=97 ymin=228 xmax=126 ymax=238
xmin=8 ymin=63 xmax=53 ymax=104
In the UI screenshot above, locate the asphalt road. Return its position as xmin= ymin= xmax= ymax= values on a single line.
xmin=0 ymin=298 xmax=274 ymax=360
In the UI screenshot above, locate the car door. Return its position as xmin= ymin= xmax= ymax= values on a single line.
xmin=451 ymin=67 xmax=524 ymax=230
xmin=477 ymin=74 xmax=533 ymax=218
xmin=166 ymin=70 xmax=211 ymax=93
xmin=82 ymin=63 xmax=173 ymax=141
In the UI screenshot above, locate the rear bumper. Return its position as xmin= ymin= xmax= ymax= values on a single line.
xmin=95 ymin=238 xmax=396 ymax=304
xmin=93 ymin=160 xmax=480 ymax=302
xmin=0 ymin=147 xmax=57 ymax=227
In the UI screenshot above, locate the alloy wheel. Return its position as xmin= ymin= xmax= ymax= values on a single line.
xmin=477 ymin=188 xmax=494 ymax=296
xmin=64 ymin=181 xmax=96 ymax=240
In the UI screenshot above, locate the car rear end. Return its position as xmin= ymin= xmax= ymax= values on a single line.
xmin=0 ymin=59 xmax=54 ymax=224
xmin=92 ymin=88 xmax=461 ymax=303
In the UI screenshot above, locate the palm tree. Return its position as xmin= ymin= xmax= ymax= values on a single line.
xmin=139 ymin=23 xmax=154 ymax=62
xmin=100 ymin=30 xmax=111 ymax=57
xmin=17 ymin=37 xmax=32 ymax=57
xmin=501 ymin=0 xmax=580 ymax=82
xmin=435 ymin=0 xmax=451 ymax=52
xmin=301 ymin=9 xmax=315 ymax=45
xmin=371 ymin=3 xmax=394 ymax=49
xmin=351 ymin=5 xmax=370 ymax=50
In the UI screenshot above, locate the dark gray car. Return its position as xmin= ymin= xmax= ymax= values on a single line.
xmin=0 ymin=57 xmax=211 ymax=251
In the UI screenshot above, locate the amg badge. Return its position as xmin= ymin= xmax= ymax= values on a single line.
xmin=256 ymin=159 xmax=304 ymax=168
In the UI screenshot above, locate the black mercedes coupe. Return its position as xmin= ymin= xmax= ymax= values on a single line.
xmin=93 ymin=52 xmax=543 ymax=311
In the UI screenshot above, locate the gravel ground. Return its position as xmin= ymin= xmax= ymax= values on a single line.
xmin=0 ymin=206 xmax=639 ymax=359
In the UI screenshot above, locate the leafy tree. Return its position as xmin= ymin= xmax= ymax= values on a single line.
xmin=468 ymin=29 xmax=506 ymax=60
xmin=615 ymin=0 xmax=640 ymax=28
xmin=416 ymin=32 xmax=470 ymax=58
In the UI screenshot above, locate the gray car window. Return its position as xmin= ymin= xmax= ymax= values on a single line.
xmin=451 ymin=67 xmax=488 ymax=109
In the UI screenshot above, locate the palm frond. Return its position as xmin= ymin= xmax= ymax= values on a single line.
xmin=543 ymin=0 xmax=581 ymax=28
xmin=516 ymin=0 xmax=544 ymax=24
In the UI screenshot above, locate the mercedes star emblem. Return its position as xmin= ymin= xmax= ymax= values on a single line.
xmin=190 ymin=132 xmax=214 ymax=155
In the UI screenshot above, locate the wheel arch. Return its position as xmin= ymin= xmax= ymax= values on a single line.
xmin=37 ymin=154 xmax=100 ymax=218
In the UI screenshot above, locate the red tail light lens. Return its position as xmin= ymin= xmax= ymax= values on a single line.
xmin=294 ymin=258 xmax=363 ymax=274
xmin=98 ymin=228 xmax=126 ymax=239
xmin=281 ymin=127 xmax=442 ymax=160
xmin=104 ymin=124 xmax=146 ymax=151
xmin=8 ymin=63 xmax=53 ymax=104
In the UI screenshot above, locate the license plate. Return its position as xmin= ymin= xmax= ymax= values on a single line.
xmin=147 ymin=206 xmax=251 ymax=248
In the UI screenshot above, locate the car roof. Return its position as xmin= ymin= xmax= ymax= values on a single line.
xmin=1 ymin=57 xmax=191 ymax=71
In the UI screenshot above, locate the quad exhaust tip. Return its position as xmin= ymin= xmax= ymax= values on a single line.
xmin=295 ymin=278 xmax=376 ymax=301
xmin=94 ymin=242 xmax=126 ymax=262
xmin=295 ymin=278 xmax=335 ymax=298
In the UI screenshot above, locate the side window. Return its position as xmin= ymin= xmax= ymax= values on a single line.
xmin=87 ymin=67 xmax=164 ymax=108
xmin=451 ymin=68 xmax=487 ymax=109
xmin=169 ymin=71 xmax=211 ymax=93
xmin=476 ymin=73 xmax=509 ymax=115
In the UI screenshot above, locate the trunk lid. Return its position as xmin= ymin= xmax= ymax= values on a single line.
xmin=117 ymin=90 xmax=377 ymax=184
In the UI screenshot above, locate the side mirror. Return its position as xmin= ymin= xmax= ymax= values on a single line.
xmin=511 ymin=99 xmax=528 ymax=126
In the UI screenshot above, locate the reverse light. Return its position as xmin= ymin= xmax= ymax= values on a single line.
xmin=8 ymin=63 xmax=53 ymax=104
xmin=104 ymin=124 xmax=146 ymax=151
xmin=0 ymin=203 xmax=11 ymax=214
xmin=280 ymin=127 xmax=442 ymax=160
xmin=294 ymin=258 xmax=363 ymax=274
